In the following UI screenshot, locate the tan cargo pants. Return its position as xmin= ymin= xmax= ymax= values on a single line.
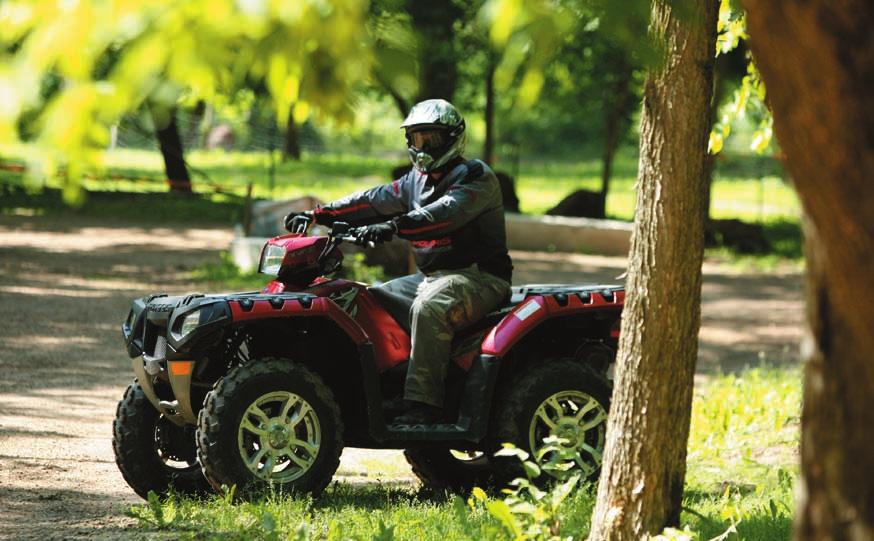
xmin=375 ymin=266 xmax=510 ymax=407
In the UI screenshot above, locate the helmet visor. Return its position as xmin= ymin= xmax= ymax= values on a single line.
xmin=407 ymin=128 xmax=449 ymax=152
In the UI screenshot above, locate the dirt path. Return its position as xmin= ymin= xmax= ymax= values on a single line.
xmin=0 ymin=216 xmax=803 ymax=539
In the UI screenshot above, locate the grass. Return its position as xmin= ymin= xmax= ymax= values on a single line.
xmin=1 ymin=143 xmax=799 ymax=222
xmin=127 ymin=367 xmax=800 ymax=540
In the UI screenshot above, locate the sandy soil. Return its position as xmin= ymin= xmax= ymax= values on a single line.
xmin=0 ymin=215 xmax=803 ymax=539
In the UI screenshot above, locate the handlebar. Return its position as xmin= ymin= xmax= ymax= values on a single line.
xmin=333 ymin=226 xmax=376 ymax=248
xmin=289 ymin=218 xmax=380 ymax=261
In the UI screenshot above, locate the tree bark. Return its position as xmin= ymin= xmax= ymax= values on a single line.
xmin=600 ymin=64 xmax=633 ymax=219
xmin=283 ymin=104 xmax=301 ymax=161
xmin=587 ymin=1 xmax=718 ymax=539
xmin=741 ymin=2 xmax=874 ymax=540
xmin=153 ymin=108 xmax=192 ymax=194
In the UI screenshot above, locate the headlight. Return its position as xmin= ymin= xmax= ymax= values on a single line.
xmin=172 ymin=309 xmax=201 ymax=340
xmin=259 ymin=244 xmax=286 ymax=276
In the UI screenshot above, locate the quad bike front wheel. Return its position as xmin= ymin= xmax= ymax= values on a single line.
xmin=113 ymin=382 xmax=211 ymax=499
xmin=491 ymin=358 xmax=611 ymax=485
xmin=196 ymin=359 xmax=343 ymax=497
xmin=405 ymin=446 xmax=494 ymax=493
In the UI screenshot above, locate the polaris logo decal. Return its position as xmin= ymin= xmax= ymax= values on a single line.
xmin=514 ymin=299 xmax=542 ymax=321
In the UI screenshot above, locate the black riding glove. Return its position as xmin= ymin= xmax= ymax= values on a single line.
xmin=360 ymin=221 xmax=397 ymax=244
xmin=283 ymin=211 xmax=313 ymax=232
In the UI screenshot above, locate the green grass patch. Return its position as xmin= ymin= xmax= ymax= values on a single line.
xmin=0 ymin=183 xmax=245 ymax=225
xmin=129 ymin=368 xmax=800 ymax=540
xmin=2 ymin=144 xmax=798 ymax=222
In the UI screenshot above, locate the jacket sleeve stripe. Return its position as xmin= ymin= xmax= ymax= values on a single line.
xmin=398 ymin=220 xmax=453 ymax=235
xmin=319 ymin=203 xmax=371 ymax=216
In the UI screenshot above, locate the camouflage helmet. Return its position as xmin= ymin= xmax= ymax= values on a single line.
xmin=400 ymin=99 xmax=466 ymax=173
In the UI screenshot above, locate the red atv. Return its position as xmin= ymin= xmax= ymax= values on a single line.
xmin=113 ymin=216 xmax=624 ymax=499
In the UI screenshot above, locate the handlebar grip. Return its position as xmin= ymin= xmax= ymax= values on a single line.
xmin=335 ymin=227 xmax=378 ymax=248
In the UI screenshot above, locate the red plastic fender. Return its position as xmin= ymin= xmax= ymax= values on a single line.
xmin=481 ymin=290 xmax=625 ymax=358
xmin=228 ymin=297 xmax=369 ymax=345
xmin=306 ymin=280 xmax=412 ymax=373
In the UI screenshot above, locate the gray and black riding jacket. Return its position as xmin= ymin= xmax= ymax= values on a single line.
xmin=314 ymin=159 xmax=513 ymax=283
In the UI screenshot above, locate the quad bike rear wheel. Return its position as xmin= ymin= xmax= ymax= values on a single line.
xmin=197 ymin=359 xmax=343 ymax=497
xmin=113 ymin=382 xmax=211 ymax=499
xmin=491 ymin=358 xmax=611 ymax=486
xmin=405 ymin=447 xmax=494 ymax=493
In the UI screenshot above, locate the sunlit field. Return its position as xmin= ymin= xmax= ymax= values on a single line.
xmin=1 ymin=143 xmax=798 ymax=222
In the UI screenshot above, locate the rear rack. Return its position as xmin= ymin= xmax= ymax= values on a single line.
xmin=511 ymin=284 xmax=624 ymax=304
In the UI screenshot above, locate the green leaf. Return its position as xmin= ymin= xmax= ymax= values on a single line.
xmin=522 ymin=460 xmax=541 ymax=479
xmin=372 ymin=519 xmax=396 ymax=541
xmin=549 ymin=473 xmax=580 ymax=510
xmin=146 ymin=490 xmax=164 ymax=527
xmin=708 ymin=131 xmax=724 ymax=154
xmin=452 ymin=495 xmax=471 ymax=524
xmin=294 ymin=523 xmax=311 ymax=541
xmin=262 ymin=511 xmax=276 ymax=533
xmin=494 ymin=443 xmax=529 ymax=461
xmin=509 ymin=502 xmax=537 ymax=515
xmin=485 ymin=499 xmax=522 ymax=537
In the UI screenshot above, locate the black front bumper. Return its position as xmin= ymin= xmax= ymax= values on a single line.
xmin=122 ymin=293 xmax=232 ymax=425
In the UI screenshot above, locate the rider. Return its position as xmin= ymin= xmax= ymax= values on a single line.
xmin=286 ymin=99 xmax=513 ymax=424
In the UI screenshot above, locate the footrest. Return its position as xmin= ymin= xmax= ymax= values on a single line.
xmin=383 ymin=422 xmax=473 ymax=442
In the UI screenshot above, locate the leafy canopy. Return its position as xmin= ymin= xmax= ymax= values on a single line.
xmin=0 ymin=0 xmax=370 ymax=199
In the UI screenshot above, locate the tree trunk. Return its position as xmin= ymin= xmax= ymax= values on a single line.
xmin=703 ymin=45 xmax=746 ymax=221
xmin=374 ymin=70 xmax=410 ymax=117
xmin=408 ymin=1 xmax=463 ymax=103
xmin=587 ymin=1 xmax=717 ymax=539
xmin=600 ymin=65 xmax=633 ymax=219
xmin=483 ymin=55 xmax=497 ymax=166
xmin=741 ymin=2 xmax=874 ymax=540
xmin=186 ymin=100 xmax=206 ymax=151
xmin=283 ymin=104 xmax=301 ymax=161
xmin=702 ymin=77 xmax=721 ymax=221
xmin=153 ymin=108 xmax=192 ymax=194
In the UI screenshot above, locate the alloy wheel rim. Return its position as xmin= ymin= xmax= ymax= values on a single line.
xmin=237 ymin=391 xmax=321 ymax=483
xmin=449 ymin=449 xmax=485 ymax=463
xmin=528 ymin=390 xmax=607 ymax=478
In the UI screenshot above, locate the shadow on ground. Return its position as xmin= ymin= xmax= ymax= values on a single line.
xmin=0 ymin=486 xmax=137 ymax=541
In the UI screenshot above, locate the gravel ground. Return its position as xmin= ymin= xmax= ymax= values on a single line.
xmin=0 ymin=215 xmax=803 ymax=539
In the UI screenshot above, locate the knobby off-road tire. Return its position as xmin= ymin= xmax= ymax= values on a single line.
xmin=113 ymin=382 xmax=211 ymax=499
xmin=404 ymin=447 xmax=494 ymax=493
xmin=491 ymin=358 xmax=611 ymax=486
xmin=197 ymin=359 xmax=343 ymax=498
